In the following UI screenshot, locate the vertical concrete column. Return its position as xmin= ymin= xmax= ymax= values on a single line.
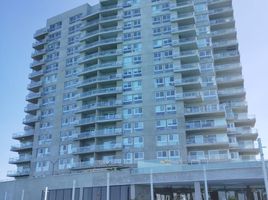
xmin=130 ymin=184 xmax=136 ymax=200
xmin=194 ymin=182 xmax=202 ymax=200
xmin=79 ymin=187 xmax=83 ymax=200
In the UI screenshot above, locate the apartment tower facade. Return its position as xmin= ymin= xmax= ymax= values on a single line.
xmin=8 ymin=0 xmax=258 ymax=178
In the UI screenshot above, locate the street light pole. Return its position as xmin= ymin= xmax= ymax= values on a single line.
xmin=258 ymin=138 xmax=268 ymax=199
xmin=150 ymin=169 xmax=154 ymax=200
xmin=203 ymin=166 xmax=209 ymax=200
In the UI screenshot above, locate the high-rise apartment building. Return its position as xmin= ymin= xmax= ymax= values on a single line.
xmin=8 ymin=0 xmax=259 ymax=179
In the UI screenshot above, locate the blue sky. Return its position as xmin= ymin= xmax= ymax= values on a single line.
xmin=0 ymin=0 xmax=267 ymax=180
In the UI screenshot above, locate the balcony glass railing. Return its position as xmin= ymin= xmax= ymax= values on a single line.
xmin=79 ymin=87 xmax=122 ymax=98
xmin=78 ymin=100 xmax=122 ymax=111
xmin=75 ymin=128 xmax=122 ymax=139
xmin=80 ymin=62 xmax=122 ymax=74
xmin=9 ymin=155 xmax=32 ymax=163
xmin=73 ymin=143 xmax=122 ymax=154
xmin=79 ymin=74 xmax=122 ymax=86
xmin=12 ymin=129 xmax=34 ymax=139
xmin=176 ymin=91 xmax=202 ymax=100
xmin=72 ymin=159 xmax=122 ymax=169
xmin=185 ymin=104 xmax=225 ymax=114
xmin=11 ymin=142 xmax=33 ymax=150
xmin=7 ymin=168 xmax=30 ymax=177
xmin=210 ymin=17 xmax=234 ymax=25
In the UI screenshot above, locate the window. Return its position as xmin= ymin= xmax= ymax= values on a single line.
xmin=69 ymin=13 xmax=82 ymax=24
xmin=41 ymin=108 xmax=54 ymax=117
xmin=43 ymin=85 xmax=56 ymax=95
xmin=60 ymin=144 xmax=72 ymax=155
xmin=47 ymin=42 xmax=60 ymax=52
xmin=62 ymin=103 xmax=77 ymax=113
xmin=134 ymin=136 xmax=144 ymax=148
xmin=45 ymin=63 xmax=58 ymax=73
xmin=134 ymin=121 xmax=144 ymax=130
xmin=69 ymin=24 xmax=81 ymax=34
xmin=157 ymin=151 xmax=168 ymax=159
xmin=68 ymin=34 xmax=80 ymax=45
xmin=36 ymin=161 xmax=49 ymax=172
xmin=46 ymin=52 xmax=59 ymax=62
xmin=134 ymin=152 xmax=144 ymax=160
xmin=63 ymin=92 xmax=77 ymax=100
xmin=59 ymin=158 xmax=74 ymax=170
xmin=49 ymin=21 xmax=62 ymax=32
xmin=42 ymin=96 xmax=55 ymax=105
xmin=67 ymin=45 xmax=80 ymax=55
xmin=44 ymin=74 xmax=57 ymax=83
xmin=64 ymin=79 xmax=78 ymax=89
xmin=47 ymin=31 xmax=61 ymax=42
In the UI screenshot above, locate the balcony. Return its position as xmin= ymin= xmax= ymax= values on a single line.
xmin=34 ymin=27 xmax=48 ymax=39
xmin=9 ymin=155 xmax=32 ymax=164
xmin=7 ymin=168 xmax=30 ymax=177
xmin=100 ymin=4 xmax=123 ymax=12
xmin=209 ymin=7 xmax=233 ymax=16
xmin=24 ymin=103 xmax=40 ymax=113
xmin=71 ymin=159 xmax=123 ymax=170
xmin=80 ymin=38 xmax=122 ymax=52
xmin=211 ymin=28 xmax=236 ymax=38
xmin=100 ymin=14 xmax=121 ymax=23
xmin=79 ymin=62 xmax=122 ymax=75
xmin=170 ymin=1 xmax=193 ymax=10
xmin=80 ymin=19 xmax=99 ymax=31
xmin=28 ymin=70 xmax=44 ymax=79
xmin=77 ymin=114 xmax=122 ymax=126
xmin=31 ymin=49 xmax=46 ymax=58
xmin=78 ymin=74 xmax=122 ymax=88
xmin=32 ymin=39 xmax=47 ymax=49
xmin=11 ymin=142 xmax=33 ymax=152
xmin=72 ymin=143 xmax=122 ymax=154
xmin=235 ymin=128 xmax=258 ymax=139
xmin=218 ymin=88 xmax=246 ymax=98
xmin=237 ymin=142 xmax=259 ymax=154
xmin=176 ymin=91 xmax=203 ymax=102
xmin=78 ymin=87 xmax=122 ymax=100
xmin=228 ymin=102 xmax=248 ymax=112
xmin=185 ymin=104 xmax=225 ymax=117
xmin=12 ymin=129 xmax=34 ymax=140
xmin=208 ymin=0 xmax=231 ymax=5
xmin=23 ymin=114 xmax=39 ymax=125
xmin=210 ymin=17 xmax=234 ymax=27
xmin=214 ymin=51 xmax=239 ymax=61
xmin=171 ymin=12 xmax=194 ymax=22
xmin=188 ymin=154 xmax=229 ymax=163
xmin=172 ymin=37 xmax=197 ymax=49
xmin=234 ymin=114 xmax=256 ymax=126
xmin=79 ymin=50 xmax=122 ymax=64
xmin=214 ymin=63 xmax=241 ymax=73
xmin=76 ymin=100 xmax=122 ymax=113
xmin=185 ymin=122 xmax=226 ymax=132
xmin=213 ymin=40 xmax=238 ymax=49
xmin=171 ymin=24 xmax=196 ymax=34
xmin=175 ymin=77 xmax=202 ymax=89
xmin=216 ymin=75 xmax=243 ymax=87
xmin=80 ymin=27 xmax=122 ymax=41
xmin=173 ymin=63 xmax=201 ymax=75
xmin=27 ymin=80 xmax=42 ymax=91
xmin=30 ymin=59 xmax=45 ymax=70
xmin=186 ymin=138 xmax=229 ymax=148
xmin=173 ymin=50 xmax=199 ymax=62
xmin=26 ymin=92 xmax=41 ymax=102
xmin=74 ymin=128 xmax=122 ymax=140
